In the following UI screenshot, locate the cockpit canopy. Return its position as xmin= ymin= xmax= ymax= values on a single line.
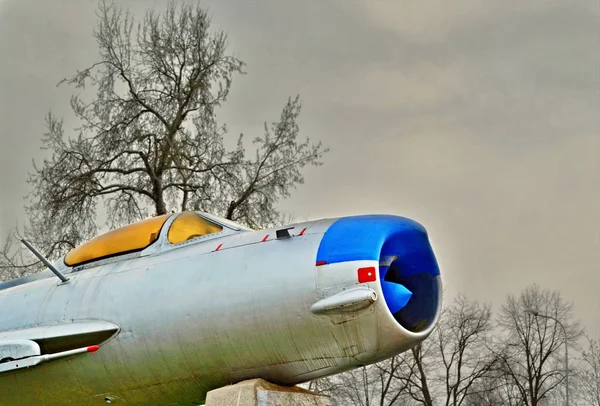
xmin=64 ymin=211 xmax=239 ymax=267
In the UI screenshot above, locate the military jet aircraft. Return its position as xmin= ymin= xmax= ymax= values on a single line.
xmin=0 ymin=211 xmax=442 ymax=406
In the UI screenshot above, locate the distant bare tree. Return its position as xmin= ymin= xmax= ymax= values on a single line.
xmin=320 ymin=295 xmax=497 ymax=406
xmin=436 ymin=295 xmax=498 ymax=406
xmin=310 ymin=361 xmax=410 ymax=406
xmin=391 ymin=295 xmax=497 ymax=406
xmin=495 ymin=284 xmax=583 ymax=406
xmin=578 ymin=335 xmax=600 ymax=406
xmin=462 ymin=375 xmax=504 ymax=406
xmin=378 ymin=338 xmax=436 ymax=406
xmin=463 ymin=369 xmax=525 ymax=406
xmin=393 ymin=342 xmax=436 ymax=406
xmin=0 ymin=0 xmax=327 ymax=281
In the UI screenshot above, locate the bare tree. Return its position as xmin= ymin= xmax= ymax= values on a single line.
xmin=392 ymin=295 xmax=497 ymax=406
xmin=392 ymin=342 xmax=436 ymax=406
xmin=311 ymin=361 xmax=410 ymax=406
xmin=495 ymin=284 xmax=583 ymax=406
xmin=463 ymin=368 xmax=525 ymax=406
xmin=0 ymin=0 xmax=327 ymax=280
xmin=578 ymin=335 xmax=600 ymax=406
xmin=436 ymin=295 xmax=498 ymax=406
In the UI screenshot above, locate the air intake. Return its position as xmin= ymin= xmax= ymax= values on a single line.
xmin=378 ymin=230 xmax=441 ymax=333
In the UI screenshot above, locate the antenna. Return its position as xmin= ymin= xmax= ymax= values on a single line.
xmin=20 ymin=240 xmax=69 ymax=284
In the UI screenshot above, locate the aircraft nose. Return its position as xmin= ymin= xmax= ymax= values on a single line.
xmin=316 ymin=215 xmax=442 ymax=333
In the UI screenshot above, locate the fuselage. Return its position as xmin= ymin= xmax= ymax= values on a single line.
xmin=0 ymin=212 xmax=442 ymax=406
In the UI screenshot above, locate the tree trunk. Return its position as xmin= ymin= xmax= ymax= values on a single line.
xmin=413 ymin=346 xmax=434 ymax=406
xmin=153 ymin=177 xmax=167 ymax=215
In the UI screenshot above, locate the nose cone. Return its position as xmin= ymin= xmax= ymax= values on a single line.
xmin=316 ymin=215 xmax=442 ymax=333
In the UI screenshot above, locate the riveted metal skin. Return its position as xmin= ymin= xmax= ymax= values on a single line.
xmin=0 ymin=212 xmax=442 ymax=406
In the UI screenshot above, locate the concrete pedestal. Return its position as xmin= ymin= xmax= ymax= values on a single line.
xmin=205 ymin=378 xmax=335 ymax=406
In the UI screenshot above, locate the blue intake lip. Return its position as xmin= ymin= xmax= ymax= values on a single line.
xmin=316 ymin=215 xmax=441 ymax=332
xmin=316 ymin=215 xmax=440 ymax=277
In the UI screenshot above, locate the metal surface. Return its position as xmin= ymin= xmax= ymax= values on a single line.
xmin=0 ymin=340 xmax=41 ymax=361
xmin=0 ymin=212 xmax=443 ymax=406
xmin=310 ymin=286 xmax=378 ymax=314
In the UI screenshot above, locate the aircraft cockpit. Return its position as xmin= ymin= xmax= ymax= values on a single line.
xmin=64 ymin=211 xmax=251 ymax=269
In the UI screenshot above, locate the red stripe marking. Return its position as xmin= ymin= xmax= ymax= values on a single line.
xmin=87 ymin=345 xmax=100 ymax=353
xmin=298 ymin=228 xmax=307 ymax=236
xmin=262 ymin=235 xmax=269 ymax=242
xmin=316 ymin=260 xmax=327 ymax=266
xmin=215 ymin=244 xmax=223 ymax=251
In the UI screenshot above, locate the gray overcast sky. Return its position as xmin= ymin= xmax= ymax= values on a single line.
xmin=0 ymin=0 xmax=599 ymax=336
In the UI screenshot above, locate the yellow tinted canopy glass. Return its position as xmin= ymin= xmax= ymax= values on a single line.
xmin=168 ymin=212 xmax=223 ymax=244
xmin=65 ymin=214 xmax=171 ymax=267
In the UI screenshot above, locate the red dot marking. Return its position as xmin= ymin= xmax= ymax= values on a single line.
xmin=316 ymin=260 xmax=327 ymax=266
xmin=358 ymin=267 xmax=377 ymax=283
xmin=87 ymin=345 xmax=100 ymax=353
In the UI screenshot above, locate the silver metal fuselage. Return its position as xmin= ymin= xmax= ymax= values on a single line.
xmin=0 ymin=214 xmax=442 ymax=406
